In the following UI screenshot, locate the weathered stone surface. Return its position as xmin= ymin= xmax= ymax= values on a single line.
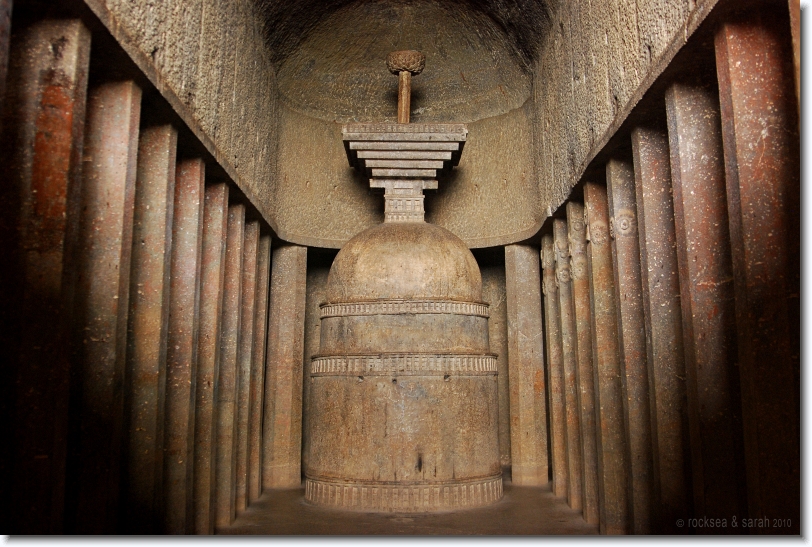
xmin=215 ymin=203 xmax=245 ymax=528
xmin=307 ymin=219 xmax=500 ymax=512
xmin=82 ymin=0 xmax=276 ymax=228
xmin=553 ymin=220 xmax=583 ymax=512
xmin=275 ymin=1 xmax=530 ymax=125
xmin=535 ymin=0 xmax=721 ymax=220
xmin=0 ymin=19 xmax=90 ymax=534
xmin=263 ymin=244 xmax=307 ymax=489
xmin=275 ymin=99 xmax=539 ymax=248
xmin=193 ymin=182 xmax=229 ymax=535
xmin=606 ymin=158 xmax=654 ymax=535
xmin=631 ymin=125 xmax=690 ymax=534
xmin=541 ymin=236 xmax=566 ymax=498
xmin=66 ymin=80 xmax=141 ymax=534
xmin=715 ymin=11 xmax=800 ymax=533
xmin=235 ymin=221 xmax=259 ymax=513
xmin=164 ymin=158 xmax=206 ymax=534
xmin=504 ymin=244 xmax=548 ymax=486
xmin=122 ymin=124 xmax=178 ymax=533
xmin=477 ymin=251 xmax=511 ymax=469
xmin=584 ymin=181 xmax=628 ymax=535
xmin=248 ymin=233 xmax=273 ymax=503
xmin=665 ymin=81 xmax=747 ymax=532
xmin=565 ymin=202 xmax=599 ymax=526
xmin=325 ymin=222 xmax=481 ymax=303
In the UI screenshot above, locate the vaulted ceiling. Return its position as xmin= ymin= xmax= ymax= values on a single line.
xmin=254 ymin=0 xmax=558 ymax=123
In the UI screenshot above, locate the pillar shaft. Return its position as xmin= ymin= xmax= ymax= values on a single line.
xmin=248 ymin=234 xmax=272 ymax=502
xmin=67 ymin=80 xmax=142 ymax=534
xmin=193 ymin=182 xmax=229 ymax=534
xmin=566 ymin=202 xmax=599 ymax=526
xmin=606 ymin=159 xmax=653 ymax=534
xmin=666 ymin=81 xmax=747 ymax=530
xmin=584 ymin=181 xmax=628 ymax=535
xmin=262 ymin=244 xmax=307 ymax=489
xmin=215 ymin=203 xmax=245 ymax=528
xmin=235 ymin=220 xmax=260 ymax=512
xmin=631 ymin=126 xmax=690 ymax=534
xmin=122 ymin=124 xmax=178 ymax=533
xmin=0 ymin=19 xmax=89 ymax=534
xmin=715 ymin=11 xmax=800 ymax=532
xmin=163 ymin=158 xmax=205 ymax=534
xmin=553 ymin=220 xmax=583 ymax=511
xmin=541 ymin=236 xmax=567 ymax=497
xmin=504 ymin=244 xmax=549 ymax=486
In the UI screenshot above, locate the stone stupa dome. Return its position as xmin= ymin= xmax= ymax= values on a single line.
xmin=325 ymin=221 xmax=482 ymax=304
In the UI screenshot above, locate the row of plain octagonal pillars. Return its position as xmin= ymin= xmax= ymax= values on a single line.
xmin=531 ymin=5 xmax=799 ymax=535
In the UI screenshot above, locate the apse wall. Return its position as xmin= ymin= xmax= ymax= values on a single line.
xmin=272 ymin=0 xmax=541 ymax=248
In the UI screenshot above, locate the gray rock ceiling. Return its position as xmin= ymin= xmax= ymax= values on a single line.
xmin=254 ymin=0 xmax=556 ymax=123
xmin=255 ymin=0 xmax=555 ymax=68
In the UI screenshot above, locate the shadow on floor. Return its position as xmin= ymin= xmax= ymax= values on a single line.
xmin=218 ymin=478 xmax=598 ymax=535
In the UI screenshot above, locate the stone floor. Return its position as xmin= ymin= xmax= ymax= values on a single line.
xmin=218 ymin=478 xmax=598 ymax=535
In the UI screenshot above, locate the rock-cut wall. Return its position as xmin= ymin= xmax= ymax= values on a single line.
xmin=535 ymin=0 xmax=720 ymax=218
xmin=82 ymin=0 xmax=278 ymax=225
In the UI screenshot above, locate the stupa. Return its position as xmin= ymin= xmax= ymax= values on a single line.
xmin=303 ymin=51 xmax=502 ymax=512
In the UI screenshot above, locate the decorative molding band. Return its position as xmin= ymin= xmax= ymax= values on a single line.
xmin=304 ymin=475 xmax=503 ymax=513
xmin=343 ymin=123 xmax=468 ymax=136
xmin=311 ymin=353 xmax=498 ymax=376
xmin=320 ymin=300 xmax=490 ymax=319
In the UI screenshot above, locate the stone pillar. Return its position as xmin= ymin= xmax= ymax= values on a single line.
xmin=262 ymin=243 xmax=307 ymax=489
xmin=606 ymin=158 xmax=653 ymax=534
xmin=541 ymin=236 xmax=567 ymax=497
xmin=504 ymin=244 xmax=548 ymax=486
xmin=67 ymin=80 xmax=142 ymax=534
xmin=553 ymin=220 xmax=582 ymax=511
xmin=163 ymin=158 xmax=205 ymax=534
xmin=584 ymin=181 xmax=628 ymax=535
xmin=215 ymin=203 xmax=245 ymax=528
xmin=0 ymin=19 xmax=89 ymax=534
xmin=716 ymin=11 xmax=800 ymax=533
xmin=235 ymin=220 xmax=260 ymax=512
xmin=0 ymin=0 xmax=11 ymax=109
xmin=193 ymin=182 xmax=229 ymax=535
xmin=248 ymin=233 xmax=272 ymax=503
xmin=631 ymin=126 xmax=690 ymax=534
xmin=566 ymin=202 xmax=599 ymax=526
xmin=122 ymin=124 xmax=178 ymax=533
xmin=665 ymin=81 xmax=747 ymax=531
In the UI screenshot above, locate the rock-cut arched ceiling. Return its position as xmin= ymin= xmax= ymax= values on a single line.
xmin=254 ymin=0 xmax=557 ymax=123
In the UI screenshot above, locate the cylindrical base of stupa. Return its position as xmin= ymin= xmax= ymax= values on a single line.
xmin=304 ymin=351 xmax=501 ymax=512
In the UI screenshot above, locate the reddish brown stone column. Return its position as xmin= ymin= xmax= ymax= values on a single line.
xmin=215 ymin=203 xmax=245 ymax=528
xmin=193 ymin=182 xmax=229 ymax=535
xmin=66 ymin=80 xmax=142 ymax=534
xmin=248 ymin=233 xmax=272 ymax=502
xmin=553 ymin=220 xmax=582 ymax=511
xmin=630 ymin=126 xmax=690 ymax=534
xmin=122 ymin=124 xmax=178 ymax=533
xmin=566 ymin=202 xmax=599 ymax=526
xmin=504 ymin=244 xmax=549 ymax=486
xmin=0 ymin=0 xmax=11 ymax=108
xmin=235 ymin=220 xmax=260 ymax=512
xmin=262 ymin=243 xmax=307 ymax=489
xmin=716 ymin=12 xmax=800 ymax=533
xmin=666 ymin=81 xmax=747 ymax=531
xmin=541 ymin=235 xmax=567 ymax=498
xmin=584 ymin=181 xmax=628 ymax=535
xmin=163 ymin=158 xmax=206 ymax=534
xmin=0 ymin=19 xmax=89 ymax=534
xmin=606 ymin=159 xmax=653 ymax=534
